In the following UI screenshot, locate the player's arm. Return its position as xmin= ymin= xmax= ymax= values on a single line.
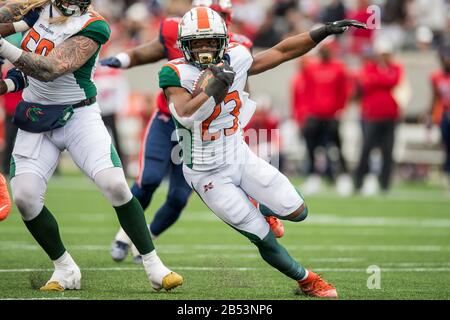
xmin=0 ymin=35 xmax=99 ymax=82
xmin=0 ymin=67 xmax=28 ymax=95
xmin=0 ymin=2 xmax=22 ymax=23
xmin=0 ymin=5 xmax=41 ymax=37
xmin=165 ymin=86 xmax=211 ymax=118
xmin=162 ymin=62 xmax=235 ymax=120
xmin=100 ymin=37 xmax=166 ymax=69
xmin=249 ymin=20 xmax=366 ymax=76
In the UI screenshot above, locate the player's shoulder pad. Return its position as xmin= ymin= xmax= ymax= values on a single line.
xmin=75 ymin=11 xmax=110 ymax=45
xmin=159 ymin=59 xmax=186 ymax=89
xmin=225 ymin=42 xmax=253 ymax=72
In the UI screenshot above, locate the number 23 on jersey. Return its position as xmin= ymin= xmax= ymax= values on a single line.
xmin=202 ymin=90 xmax=242 ymax=142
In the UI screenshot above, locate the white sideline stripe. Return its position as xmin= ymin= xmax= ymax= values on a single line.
xmin=1 ymin=243 xmax=449 ymax=252
xmin=1 ymin=267 xmax=450 ymax=273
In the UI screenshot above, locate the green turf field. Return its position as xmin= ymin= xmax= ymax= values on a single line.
xmin=0 ymin=174 xmax=449 ymax=300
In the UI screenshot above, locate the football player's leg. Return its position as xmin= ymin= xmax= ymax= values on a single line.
xmin=111 ymin=114 xmax=172 ymax=260
xmin=186 ymin=169 xmax=312 ymax=289
xmin=67 ymin=106 xmax=182 ymax=291
xmin=149 ymin=162 xmax=192 ymax=238
xmin=241 ymin=148 xmax=308 ymax=222
xmin=10 ymin=132 xmax=80 ymax=291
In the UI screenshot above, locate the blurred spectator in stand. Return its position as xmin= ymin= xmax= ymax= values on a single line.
xmin=378 ymin=0 xmax=409 ymax=51
xmin=291 ymin=56 xmax=310 ymax=130
xmin=292 ymin=41 xmax=352 ymax=195
xmin=354 ymin=39 xmax=403 ymax=195
xmin=427 ymin=41 xmax=450 ymax=192
xmin=347 ymin=0 xmax=375 ymax=55
xmin=253 ymin=10 xmax=283 ymax=48
xmin=319 ymin=0 xmax=346 ymax=24
xmin=413 ymin=0 xmax=448 ymax=49
xmin=95 ymin=64 xmax=130 ymax=176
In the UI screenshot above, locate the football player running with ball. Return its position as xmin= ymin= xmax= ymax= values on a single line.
xmin=161 ymin=7 xmax=366 ymax=298
xmin=0 ymin=0 xmax=182 ymax=292
xmin=101 ymin=0 xmax=283 ymax=264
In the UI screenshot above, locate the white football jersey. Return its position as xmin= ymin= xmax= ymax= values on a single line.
xmin=159 ymin=43 xmax=253 ymax=171
xmin=21 ymin=4 xmax=110 ymax=105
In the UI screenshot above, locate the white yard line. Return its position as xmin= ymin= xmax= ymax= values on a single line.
xmin=1 ymin=266 xmax=450 ymax=273
xmin=1 ymin=243 xmax=449 ymax=252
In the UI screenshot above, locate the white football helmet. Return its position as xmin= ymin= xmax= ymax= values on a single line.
xmin=192 ymin=0 xmax=233 ymax=25
xmin=177 ymin=7 xmax=228 ymax=69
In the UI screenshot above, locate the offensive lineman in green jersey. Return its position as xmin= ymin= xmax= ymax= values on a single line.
xmin=0 ymin=0 xmax=182 ymax=292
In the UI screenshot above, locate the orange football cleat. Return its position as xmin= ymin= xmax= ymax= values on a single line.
xmin=265 ymin=216 xmax=285 ymax=238
xmin=0 ymin=174 xmax=11 ymax=221
xmin=297 ymin=271 xmax=338 ymax=298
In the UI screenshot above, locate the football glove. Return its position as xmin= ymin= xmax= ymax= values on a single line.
xmin=99 ymin=57 xmax=122 ymax=68
xmin=310 ymin=19 xmax=367 ymax=43
xmin=6 ymin=68 xmax=28 ymax=92
xmin=208 ymin=61 xmax=236 ymax=87
xmin=205 ymin=61 xmax=236 ymax=104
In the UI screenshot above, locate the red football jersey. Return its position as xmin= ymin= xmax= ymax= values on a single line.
xmin=156 ymin=18 xmax=253 ymax=114
xmin=431 ymin=71 xmax=450 ymax=112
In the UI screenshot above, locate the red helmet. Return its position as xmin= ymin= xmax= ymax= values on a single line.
xmin=192 ymin=0 xmax=232 ymax=26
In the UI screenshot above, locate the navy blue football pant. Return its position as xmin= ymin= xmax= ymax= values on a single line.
xmin=131 ymin=111 xmax=192 ymax=237
xmin=441 ymin=111 xmax=450 ymax=173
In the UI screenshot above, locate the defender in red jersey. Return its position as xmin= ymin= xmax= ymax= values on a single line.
xmin=100 ymin=0 xmax=283 ymax=264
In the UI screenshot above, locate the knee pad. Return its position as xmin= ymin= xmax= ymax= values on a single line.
xmin=95 ymin=168 xmax=132 ymax=206
xmin=11 ymin=174 xmax=45 ymax=221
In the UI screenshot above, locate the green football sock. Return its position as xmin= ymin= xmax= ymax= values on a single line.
xmin=253 ymin=231 xmax=306 ymax=280
xmin=23 ymin=206 xmax=66 ymax=261
xmin=114 ymin=197 xmax=154 ymax=255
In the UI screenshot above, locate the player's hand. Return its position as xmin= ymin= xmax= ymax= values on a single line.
xmin=6 ymin=68 xmax=28 ymax=92
xmin=23 ymin=8 xmax=42 ymax=28
xmin=208 ymin=61 xmax=235 ymax=87
xmin=325 ymin=19 xmax=367 ymax=34
xmin=204 ymin=61 xmax=236 ymax=104
xmin=310 ymin=19 xmax=367 ymax=44
xmin=99 ymin=57 xmax=122 ymax=68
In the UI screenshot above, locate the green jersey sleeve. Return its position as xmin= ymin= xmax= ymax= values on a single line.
xmin=159 ymin=65 xmax=182 ymax=89
xmin=74 ymin=19 xmax=111 ymax=45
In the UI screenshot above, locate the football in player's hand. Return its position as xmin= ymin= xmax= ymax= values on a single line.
xmin=192 ymin=68 xmax=215 ymax=97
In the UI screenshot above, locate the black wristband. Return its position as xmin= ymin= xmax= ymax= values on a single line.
xmin=309 ymin=25 xmax=330 ymax=44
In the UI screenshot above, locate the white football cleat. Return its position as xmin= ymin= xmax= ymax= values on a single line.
xmin=40 ymin=252 xmax=81 ymax=292
xmin=142 ymin=251 xmax=183 ymax=291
